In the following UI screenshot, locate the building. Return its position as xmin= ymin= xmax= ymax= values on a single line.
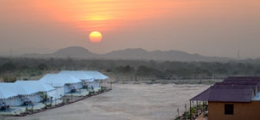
xmin=190 ymin=77 xmax=260 ymax=120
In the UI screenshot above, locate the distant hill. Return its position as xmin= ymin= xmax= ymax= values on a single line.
xmin=102 ymin=48 xmax=233 ymax=62
xmin=22 ymin=46 xmax=234 ymax=62
xmin=22 ymin=46 xmax=98 ymax=59
xmin=50 ymin=46 xmax=97 ymax=59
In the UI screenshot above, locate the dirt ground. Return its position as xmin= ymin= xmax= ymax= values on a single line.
xmin=7 ymin=84 xmax=210 ymax=120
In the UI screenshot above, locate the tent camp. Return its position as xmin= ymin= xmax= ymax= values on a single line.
xmin=15 ymin=80 xmax=56 ymax=101
xmin=59 ymin=70 xmax=109 ymax=91
xmin=39 ymin=73 xmax=82 ymax=97
xmin=85 ymin=71 xmax=109 ymax=88
xmin=59 ymin=70 xmax=95 ymax=90
xmin=0 ymin=83 xmax=39 ymax=106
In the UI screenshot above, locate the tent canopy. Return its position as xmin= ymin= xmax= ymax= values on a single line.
xmin=39 ymin=73 xmax=81 ymax=87
xmin=59 ymin=71 xmax=94 ymax=82
xmin=84 ymin=71 xmax=109 ymax=80
xmin=0 ymin=83 xmax=38 ymax=95
xmin=0 ymin=86 xmax=18 ymax=99
xmin=15 ymin=80 xmax=55 ymax=92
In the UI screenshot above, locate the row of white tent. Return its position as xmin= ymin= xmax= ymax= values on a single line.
xmin=0 ymin=70 xmax=109 ymax=107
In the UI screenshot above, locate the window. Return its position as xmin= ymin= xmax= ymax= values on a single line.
xmin=224 ymin=104 xmax=234 ymax=115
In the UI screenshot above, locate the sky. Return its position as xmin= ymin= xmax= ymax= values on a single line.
xmin=0 ymin=0 xmax=260 ymax=59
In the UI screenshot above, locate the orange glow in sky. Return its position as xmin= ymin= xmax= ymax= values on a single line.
xmin=1 ymin=0 xmax=260 ymax=58
xmin=32 ymin=0 xmax=178 ymax=32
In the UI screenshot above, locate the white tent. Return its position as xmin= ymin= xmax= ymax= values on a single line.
xmin=15 ymin=80 xmax=56 ymax=101
xmin=59 ymin=70 xmax=94 ymax=82
xmin=84 ymin=71 xmax=109 ymax=80
xmin=15 ymin=82 xmax=41 ymax=104
xmin=60 ymin=70 xmax=109 ymax=90
xmin=59 ymin=70 xmax=95 ymax=90
xmin=0 ymin=85 xmax=20 ymax=107
xmin=0 ymin=83 xmax=21 ymax=106
xmin=0 ymin=83 xmax=38 ymax=96
xmin=0 ymin=83 xmax=39 ymax=106
xmin=15 ymin=80 xmax=55 ymax=92
xmin=72 ymin=71 xmax=108 ymax=91
xmin=88 ymin=81 xmax=101 ymax=90
xmin=39 ymin=73 xmax=82 ymax=95
xmin=0 ymin=86 xmax=17 ymax=99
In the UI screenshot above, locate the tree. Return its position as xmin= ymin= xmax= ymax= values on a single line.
xmin=37 ymin=63 xmax=48 ymax=71
xmin=136 ymin=65 xmax=158 ymax=76
xmin=0 ymin=62 xmax=16 ymax=72
xmin=2 ymin=75 xmax=16 ymax=82
xmin=115 ymin=65 xmax=134 ymax=73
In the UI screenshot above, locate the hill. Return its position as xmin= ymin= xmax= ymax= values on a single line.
xmin=102 ymin=48 xmax=233 ymax=62
xmin=22 ymin=46 xmax=98 ymax=59
xmin=22 ymin=46 xmax=234 ymax=62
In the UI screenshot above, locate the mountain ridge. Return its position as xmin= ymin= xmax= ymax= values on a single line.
xmin=21 ymin=46 xmax=234 ymax=62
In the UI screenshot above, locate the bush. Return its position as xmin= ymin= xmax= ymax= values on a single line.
xmin=121 ymin=80 xmax=125 ymax=84
xmin=183 ymin=111 xmax=190 ymax=119
xmin=2 ymin=75 xmax=16 ymax=82
xmin=101 ymin=86 xmax=106 ymax=92
xmin=161 ymin=80 xmax=167 ymax=84
xmin=190 ymin=107 xmax=196 ymax=115
xmin=88 ymin=91 xmax=95 ymax=96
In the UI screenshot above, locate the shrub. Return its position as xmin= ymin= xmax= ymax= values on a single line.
xmin=161 ymin=80 xmax=167 ymax=84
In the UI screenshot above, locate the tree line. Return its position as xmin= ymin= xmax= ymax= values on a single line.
xmin=1 ymin=57 xmax=260 ymax=82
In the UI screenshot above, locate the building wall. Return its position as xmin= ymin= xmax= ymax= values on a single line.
xmin=208 ymin=101 xmax=260 ymax=120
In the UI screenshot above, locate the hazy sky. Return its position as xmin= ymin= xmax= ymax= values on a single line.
xmin=0 ymin=0 xmax=260 ymax=59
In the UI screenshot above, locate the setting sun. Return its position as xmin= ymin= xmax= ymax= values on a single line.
xmin=89 ymin=31 xmax=102 ymax=43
